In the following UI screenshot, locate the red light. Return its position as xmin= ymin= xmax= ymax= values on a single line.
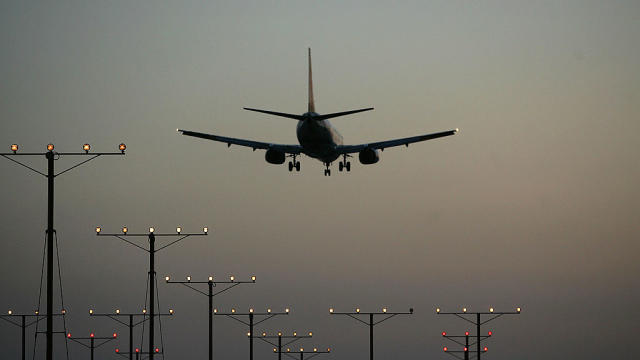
xmin=464 ymin=347 xmax=468 ymax=352
xmin=488 ymin=331 xmax=492 ymax=336
xmin=443 ymin=347 xmax=448 ymax=352
xmin=442 ymin=331 xmax=446 ymax=336
xmin=90 ymin=333 xmax=94 ymax=338
xmin=113 ymin=332 xmax=117 ymax=338
xmin=465 ymin=331 xmax=469 ymax=336
xmin=484 ymin=347 xmax=488 ymax=352
xmin=67 ymin=333 xmax=71 ymax=338
xmin=115 ymin=349 xmax=120 ymax=353
xmin=135 ymin=348 xmax=140 ymax=353
xmin=155 ymin=348 xmax=160 ymax=353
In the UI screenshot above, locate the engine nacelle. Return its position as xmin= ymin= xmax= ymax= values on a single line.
xmin=358 ymin=148 xmax=380 ymax=165
xmin=265 ymin=148 xmax=286 ymax=164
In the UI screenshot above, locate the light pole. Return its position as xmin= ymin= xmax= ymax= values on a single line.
xmin=96 ymin=226 xmax=207 ymax=360
xmin=278 ymin=347 xmax=331 ymax=360
xmin=0 ymin=310 xmax=65 ymax=360
xmin=1 ymin=143 xmax=125 ymax=360
xmin=255 ymin=331 xmax=313 ymax=360
xmin=165 ymin=275 xmax=256 ymax=360
xmin=88 ymin=308 xmax=174 ymax=360
xmin=214 ymin=308 xmax=290 ymax=360
xmin=67 ymin=331 xmax=118 ymax=360
xmin=329 ymin=307 xmax=413 ymax=360
xmin=436 ymin=307 xmax=521 ymax=360
xmin=441 ymin=331 xmax=490 ymax=360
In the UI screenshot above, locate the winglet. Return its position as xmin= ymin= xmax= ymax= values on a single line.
xmin=308 ymin=47 xmax=315 ymax=113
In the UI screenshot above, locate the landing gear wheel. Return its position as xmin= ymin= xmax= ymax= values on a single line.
xmin=295 ymin=161 xmax=301 ymax=171
xmin=288 ymin=161 xmax=293 ymax=172
xmin=323 ymin=169 xmax=331 ymax=176
xmin=346 ymin=161 xmax=351 ymax=172
xmin=339 ymin=162 xmax=344 ymax=172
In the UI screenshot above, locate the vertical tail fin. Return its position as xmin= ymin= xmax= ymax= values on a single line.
xmin=308 ymin=47 xmax=315 ymax=113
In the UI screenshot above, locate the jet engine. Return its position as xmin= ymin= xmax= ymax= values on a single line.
xmin=265 ymin=149 xmax=286 ymax=164
xmin=358 ymin=148 xmax=380 ymax=165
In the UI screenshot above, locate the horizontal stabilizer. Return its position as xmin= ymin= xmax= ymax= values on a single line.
xmin=244 ymin=108 xmax=304 ymax=120
xmin=316 ymin=107 xmax=374 ymax=120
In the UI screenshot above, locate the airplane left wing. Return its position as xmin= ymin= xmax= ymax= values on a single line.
xmin=178 ymin=129 xmax=303 ymax=154
xmin=336 ymin=128 xmax=458 ymax=154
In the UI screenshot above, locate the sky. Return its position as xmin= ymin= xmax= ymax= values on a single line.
xmin=0 ymin=0 xmax=639 ymax=359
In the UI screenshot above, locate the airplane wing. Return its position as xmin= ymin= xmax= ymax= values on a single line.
xmin=336 ymin=129 xmax=458 ymax=154
xmin=178 ymin=129 xmax=303 ymax=154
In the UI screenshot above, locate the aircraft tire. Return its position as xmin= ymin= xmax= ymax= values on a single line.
xmin=288 ymin=161 xmax=293 ymax=171
xmin=339 ymin=162 xmax=344 ymax=171
xmin=346 ymin=162 xmax=351 ymax=171
xmin=295 ymin=161 xmax=301 ymax=171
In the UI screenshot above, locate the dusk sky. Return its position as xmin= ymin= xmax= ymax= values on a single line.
xmin=1 ymin=1 xmax=639 ymax=359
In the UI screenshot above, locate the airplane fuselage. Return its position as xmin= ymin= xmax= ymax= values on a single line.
xmin=296 ymin=112 xmax=343 ymax=163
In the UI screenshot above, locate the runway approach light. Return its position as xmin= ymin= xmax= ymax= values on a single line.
xmin=329 ymin=308 xmax=334 ymax=313
xmin=165 ymin=276 xmax=170 ymax=282
xmin=489 ymin=307 xmax=494 ymax=313
xmin=176 ymin=226 xmax=181 ymax=234
xmin=95 ymin=227 xmax=101 ymax=234
xmin=7 ymin=310 xmax=12 ymax=315
xmin=251 ymin=275 xmax=256 ymax=282
xmin=293 ymin=331 xmax=297 ymax=337
xmin=230 ymin=275 xmax=235 ymax=282
xmin=267 ymin=308 xmax=272 ymax=313
xmin=119 ymin=143 xmax=126 ymax=153
xmin=186 ymin=276 xmax=191 ymax=282
xmin=516 ymin=307 xmax=521 ymax=313
xmin=116 ymin=309 xmax=120 ymax=314
xmin=203 ymin=227 xmax=208 ymax=234
xmin=142 ymin=309 xmax=147 ymax=314
xmin=83 ymin=144 xmax=90 ymax=153
xmin=462 ymin=307 xmax=467 ymax=313
xmin=382 ymin=307 xmax=387 ymax=313
xmin=285 ymin=308 xmax=290 ymax=313
xmin=149 ymin=227 xmax=155 ymax=233
xmin=122 ymin=227 xmax=128 ymax=234
xmin=465 ymin=331 xmax=469 ymax=336
xmin=47 ymin=144 xmax=54 ymax=151
xmin=11 ymin=144 xmax=18 ymax=153
xmin=169 ymin=309 xmax=174 ymax=314
xmin=436 ymin=308 xmax=440 ymax=313
xmin=356 ymin=308 xmax=360 ymax=313
xmin=208 ymin=276 xmax=213 ymax=281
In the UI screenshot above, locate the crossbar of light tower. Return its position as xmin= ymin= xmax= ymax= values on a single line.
xmin=255 ymin=331 xmax=313 ymax=360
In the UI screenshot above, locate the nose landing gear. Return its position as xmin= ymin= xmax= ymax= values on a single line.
xmin=324 ymin=162 xmax=331 ymax=176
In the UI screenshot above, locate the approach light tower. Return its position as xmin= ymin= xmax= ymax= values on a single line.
xmin=0 ymin=143 xmax=125 ymax=360
xmin=165 ymin=275 xmax=256 ymax=360
xmin=437 ymin=307 xmax=521 ymax=360
xmin=329 ymin=307 xmax=413 ymax=360
xmin=255 ymin=331 xmax=313 ymax=360
xmin=96 ymin=226 xmax=207 ymax=360
xmin=214 ymin=308 xmax=290 ymax=360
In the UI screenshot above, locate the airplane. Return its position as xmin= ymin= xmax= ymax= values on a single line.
xmin=178 ymin=48 xmax=458 ymax=176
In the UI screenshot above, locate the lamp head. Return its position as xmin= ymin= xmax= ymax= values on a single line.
xmin=119 ymin=143 xmax=126 ymax=153
xmin=47 ymin=144 xmax=54 ymax=151
xmin=83 ymin=144 xmax=90 ymax=153
xmin=10 ymin=144 xmax=18 ymax=153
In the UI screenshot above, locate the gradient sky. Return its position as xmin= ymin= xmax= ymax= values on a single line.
xmin=1 ymin=1 xmax=639 ymax=359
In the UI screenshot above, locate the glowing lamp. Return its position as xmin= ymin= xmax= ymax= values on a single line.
xmin=267 ymin=308 xmax=272 ymax=313
xmin=273 ymin=349 xmax=277 ymax=352
xmin=488 ymin=331 xmax=492 ymax=336
xmin=327 ymin=348 xmax=331 ymax=352
xmin=89 ymin=309 xmax=93 ymax=314
xmin=442 ymin=331 xmax=446 ymax=336
xmin=300 ymin=348 xmax=304 ymax=352
xmin=516 ymin=307 xmax=521 ymax=313
xmin=230 ymin=275 xmax=235 ymax=282
xmin=35 ymin=311 xmax=39 ymax=315
xmin=176 ymin=226 xmax=181 ymax=234
xmin=285 ymin=308 xmax=290 ymax=313
xmin=465 ymin=331 xmax=469 ymax=336
xmin=122 ymin=227 xmax=128 ymax=234
xmin=203 ymin=227 xmax=208 ymax=234
xmin=155 ymin=348 xmax=160 ymax=353
xmin=277 ymin=332 xmax=282 ymax=336
xmin=187 ymin=276 xmax=191 ymax=282
xmin=462 ymin=307 xmax=467 ymax=313
xmin=135 ymin=349 xmax=140 ymax=353
xmin=231 ymin=308 xmax=236 ymax=313
xmin=67 ymin=333 xmax=72 ymax=338
xmin=313 ymin=348 xmax=317 ymax=352
xmin=293 ymin=331 xmax=297 ymax=337
xmin=11 ymin=144 xmax=18 ymax=153
xmin=247 ymin=332 xmax=251 ymax=337
xmin=208 ymin=276 xmax=213 ymax=281
xmin=464 ymin=347 xmax=468 ymax=352
xmin=61 ymin=309 xmax=66 ymax=314
xmin=83 ymin=144 xmax=90 ymax=153
xmin=95 ymin=227 xmax=101 ymax=234
xmin=213 ymin=309 xmax=218 ymax=313
xmin=115 ymin=349 xmax=119 ymax=353
xmin=443 ymin=347 xmax=448 ymax=352
xmin=113 ymin=332 xmax=117 ymax=338
xmin=484 ymin=347 xmax=488 ymax=352
xmin=436 ymin=308 xmax=440 ymax=313
xmin=356 ymin=308 xmax=360 ymax=313
xmin=47 ymin=144 xmax=54 ymax=151
xmin=142 ymin=309 xmax=147 ymax=314
xmin=7 ymin=310 xmax=12 ymax=315
xmin=382 ymin=307 xmax=387 ymax=313
xmin=249 ymin=308 xmax=254 ymax=313
xmin=115 ymin=309 xmax=121 ymax=314
xmin=165 ymin=276 xmax=170 ymax=282
xmin=90 ymin=333 xmax=94 ymax=338
xmin=119 ymin=143 xmax=126 ymax=153
xmin=308 ymin=332 xmax=312 ymax=336
xmin=489 ymin=307 xmax=494 ymax=313
xmin=149 ymin=227 xmax=154 ymax=233
xmin=329 ymin=308 xmax=334 ymax=313
xmin=262 ymin=332 xmax=267 ymax=337
xmin=169 ymin=309 xmax=174 ymax=314
xmin=251 ymin=275 xmax=256 ymax=282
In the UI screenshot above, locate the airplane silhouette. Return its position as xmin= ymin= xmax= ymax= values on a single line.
xmin=178 ymin=48 xmax=458 ymax=176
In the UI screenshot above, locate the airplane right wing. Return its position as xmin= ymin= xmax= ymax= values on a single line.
xmin=177 ymin=129 xmax=303 ymax=154
xmin=336 ymin=129 xmax=458 ymax=154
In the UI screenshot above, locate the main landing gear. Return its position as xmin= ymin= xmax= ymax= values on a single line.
xmin=338 ymin=154 xmax=351 ymax=172
xmin=324 ymin=162 xmax=331 ymax=176
xmin=288 ymin=155 xmax=301 ymax=172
